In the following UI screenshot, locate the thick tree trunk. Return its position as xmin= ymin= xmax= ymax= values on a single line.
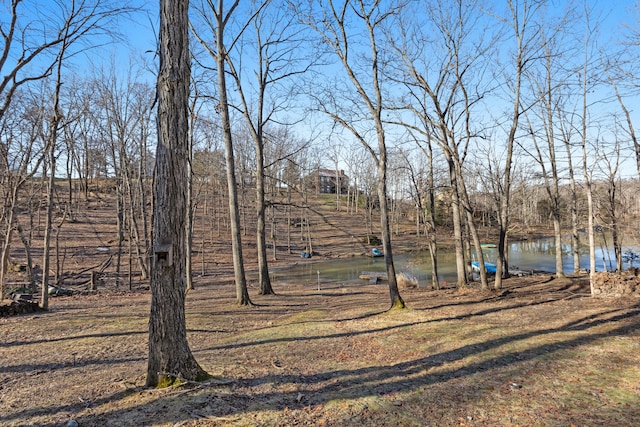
xmin=147 ymin=0 xmax=208 ymax=387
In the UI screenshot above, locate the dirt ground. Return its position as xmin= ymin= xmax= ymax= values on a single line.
xmin=2 ymin=275 xmax=639 ymax=427
xmin=1 ymin=191 xmax=639 ymax=426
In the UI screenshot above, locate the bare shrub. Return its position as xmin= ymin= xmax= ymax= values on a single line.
xmin=397 ymin=272 xmax=419 ymax=289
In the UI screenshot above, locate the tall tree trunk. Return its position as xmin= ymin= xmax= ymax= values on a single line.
xmin=303 ymin=0 xmax=405 ymax=309
xmin=546 ymin=50 xmax=564 ymax=279
xmin=256 ymin=140 xmax=274 ymax=295
xmin=215 ymin=1 xmax=251 ymax=306
xmin=495 ymin=72 xmax=519 ymax=289
xmin=41 ymin=134 xmax=55 ymax=309
xmin=147 ymin=0 xmax=208 ymax=387
xmin=138 ymin=136 xmax=151 ymax=278
xmin=377 ymin=147 xmax=404 ymax=309
xmin=494 ymin=0 xmax=544 ymax=289
xmin=446 ymin=155 xmax=467 ymax=288
xmin=40 ymin=42 xmax=68 ymax=309
xmin=563 ymin=132 xmax=581 ymax=273
xmin=414 ymin=140 xmax=439 ymax=289
xmin=426 ymin=163 xmax=439 ymax=289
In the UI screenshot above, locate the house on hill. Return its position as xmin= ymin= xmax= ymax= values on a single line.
xmin=303 ymin=168 xmax=350 ymax=194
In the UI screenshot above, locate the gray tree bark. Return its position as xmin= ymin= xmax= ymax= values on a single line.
xmin=146 ymin=0 xmax=208 ymax=387
xmin=215 ymin=1 xmax=252 ymax=306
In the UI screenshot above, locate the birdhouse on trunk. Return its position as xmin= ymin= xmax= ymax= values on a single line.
xmin=154 ymin=243 xmax=173 ymax=267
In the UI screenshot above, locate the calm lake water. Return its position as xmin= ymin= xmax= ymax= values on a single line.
xmin=269 ymin=236 xmax=640 ymax=287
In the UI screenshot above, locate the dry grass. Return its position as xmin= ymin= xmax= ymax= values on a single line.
xmin=1 ymin=275 xmax=639 ymax=426
xmin=397 ymin=272 xmax=419 ymax=289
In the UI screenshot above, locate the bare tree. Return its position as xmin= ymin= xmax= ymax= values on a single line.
xmin=147 ymin=0 xmax=208 ymax=387
xmin=490 ymin=0 xmax=545 ymax=288
xmin=523 ymin=108 xmax=566 ymax=280
xmin=609 ymin=74 xmax=639 ymax=179
xmin=0 ymin=91 xmax=47 ymax=300
xmin=577 ymin=2 xmax=600 ymax=293
xmin=41 ymin=8 xmax=77 ymax=309
xmin=219 ymin=1 xmax=313 ymax=296
xmin=399 ymin=143 xmax=440 ymax=288
xmin=599 ymin=132 xmax=624 ymax=272
xmin=300 ymin=0 xmax=405 ymax=308
xmin=191 ymin=0 xmax=252 ymax=305
xmin=615 ymin=3 xmax=640 ymax=177
xmin=548 ymin=3 xmax=604 ymax=278
xmin=522 ymin=19 xmax=577 ymax=280
xmin=0 ymin=0 xmax=134 ymax=304
xmin=390 ymin=0 xmax=494 ymax=289
xmin=558 ymin=110 xmax=582 ymax=274
xmin=0 ymin=1 xmax=133 ymax=123
xmin=92 ymin=63 xmax=154 ymax=287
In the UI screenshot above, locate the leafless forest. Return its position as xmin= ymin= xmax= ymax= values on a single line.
xmin=2 ymin=0 xmax=640 ymax=299
xmin=1 ymin=3 xmax=640 ymax=422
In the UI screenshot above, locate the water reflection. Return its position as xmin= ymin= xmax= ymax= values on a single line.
xmin=508 ymin=236 xmax=640 ymax=273
xmin=269 ymin=236 xmax=640 ymax=287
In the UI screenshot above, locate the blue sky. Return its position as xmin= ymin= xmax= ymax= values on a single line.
xmin=5 ymin=0 xmax=637 ymax=178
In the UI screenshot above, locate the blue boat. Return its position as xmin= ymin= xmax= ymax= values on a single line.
xmin=369 ymin=247 xmax=384 ymax=257
xmin=471 ymin=261 xmax=497 ymax=274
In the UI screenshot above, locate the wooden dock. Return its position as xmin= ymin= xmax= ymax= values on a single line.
xmin=359 ymin=271 xmax=388 ymax=284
